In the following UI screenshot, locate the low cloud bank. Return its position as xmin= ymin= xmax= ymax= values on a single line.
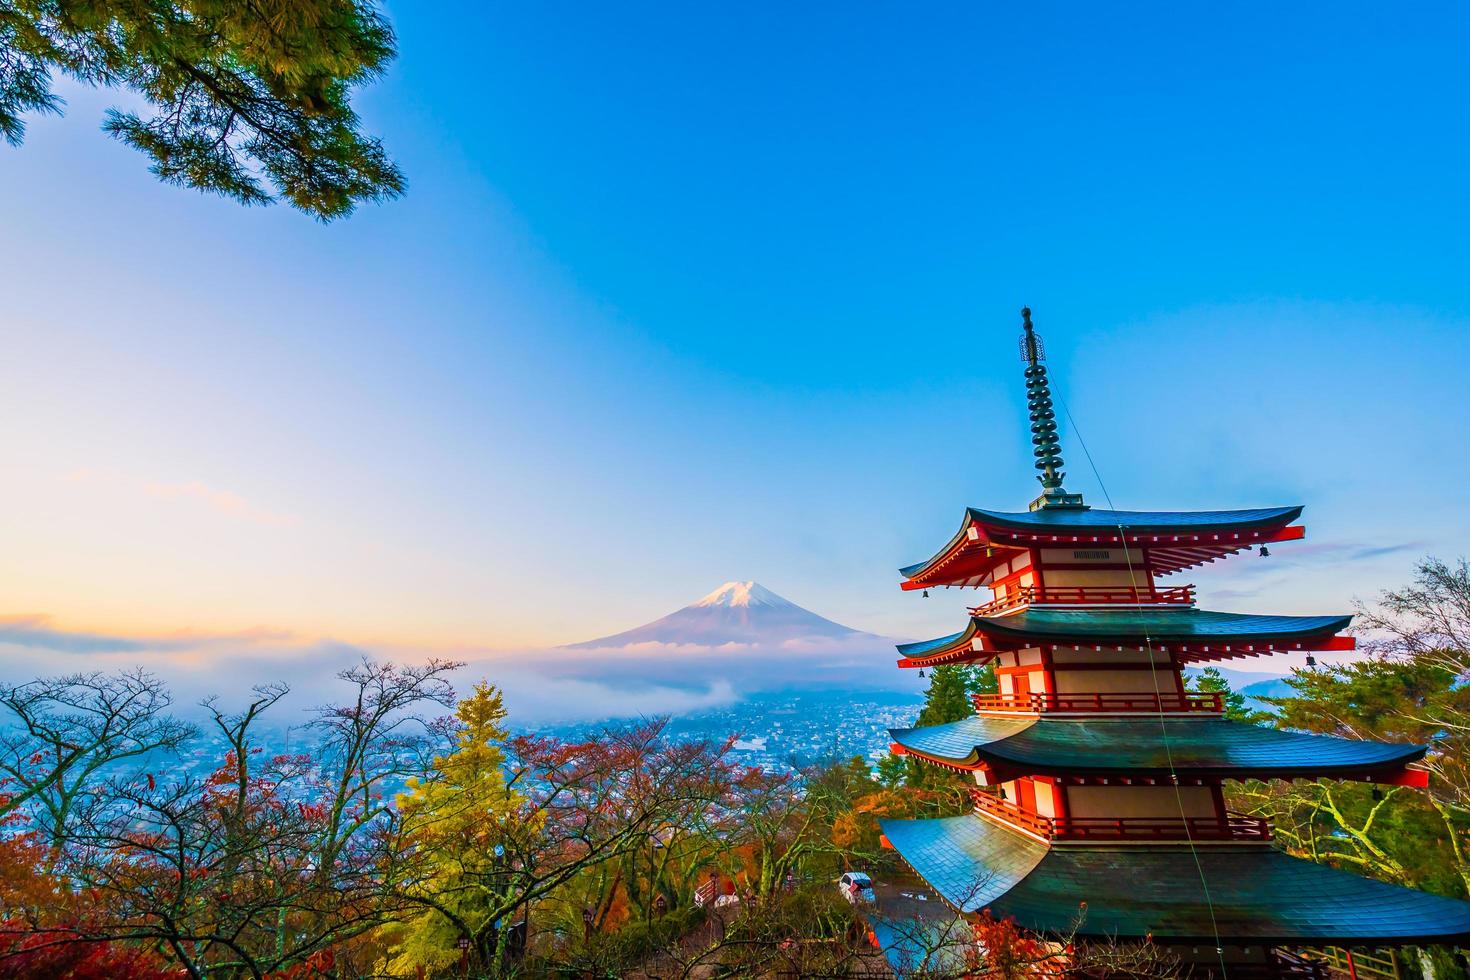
xmin=0 ymin=616 xmax=913 ymax=725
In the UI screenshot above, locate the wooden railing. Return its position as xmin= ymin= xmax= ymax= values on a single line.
xmin=971 ymin=691 xmax=1224 ymax=714
xmin=1189 ymin=953 xmax=1329 ymax=980
xmin=1305 ymin=947 xmax=1401 ymax=980
xmin=970 ymin=789 xmax=1270 ymax=842
xmin=1052 ymin=812 xmax=1271 ymax=842
xmin=971 ymin=584 xmax=1195 ymax=618
xmin=969 ymin=789 xmax=1055 ymax=839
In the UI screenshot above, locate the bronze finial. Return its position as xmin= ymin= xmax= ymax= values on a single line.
xmin=1017 ymin=308 xmax=1086 ymax=511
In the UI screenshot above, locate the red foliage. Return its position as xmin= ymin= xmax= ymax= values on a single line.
xmin=0 ymin=922 xmax=180 ymax=979
xmin=262 ymin=946 xmax=337 ymax=979
xmin=971 ymin=909 xmax=1068 ymax=978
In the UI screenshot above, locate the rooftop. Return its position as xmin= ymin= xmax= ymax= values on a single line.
xmin=900 ymin=505 xmax=1305 ymax=588
xmin=880 ymin=813 xmax=1470 ymax=944
xmin=967 ymin=505 xmax=1304 ymax=533
xmin=975 ymin=606 xmax=1351 ymax=643
xmin=896 ymin=607 xmax=1354 ymax=667
xmin=888 ymin=715 xmax=1426 ymax=780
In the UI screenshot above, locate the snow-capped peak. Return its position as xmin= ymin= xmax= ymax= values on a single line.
xmin=564 ymin=579 xmax=878 ymax=650
xmin=692 ymin=581 xmax=788 ymax=609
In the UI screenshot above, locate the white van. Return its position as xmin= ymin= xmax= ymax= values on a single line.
xmin=837 ymin=871 xmax=875 ymax=904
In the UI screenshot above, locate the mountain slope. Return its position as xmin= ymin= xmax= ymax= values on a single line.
xmin=565 ymin=581 xmax=882 ymax=651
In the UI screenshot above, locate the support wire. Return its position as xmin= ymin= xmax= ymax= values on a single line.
xmin=1054 ymin=391 xmax=1231 ymax=975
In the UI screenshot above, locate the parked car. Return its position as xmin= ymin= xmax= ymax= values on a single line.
xmin=837 ymin=871 xmax=875 ymax=904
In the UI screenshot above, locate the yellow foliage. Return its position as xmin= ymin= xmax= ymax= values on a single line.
xmin=377 ymin=682 xmax=525 ymax=976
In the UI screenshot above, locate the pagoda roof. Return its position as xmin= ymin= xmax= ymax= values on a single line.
xmin=966 ymin=505 xmax=1302 ymax=534
xmin=897 ymin=608 xmax=1353 ymax=667
xmin=900 ymin=505 xmax=1305 ymax=588
xmin=976 ymin=607 xmax=1350 ymax=645
xmin=888 ymin=715 xmax=1426 ymax=780
xmin=880 ymin=814 xmax=1470 ymax=944
xmin=895 ymin=620 xmax=986 ymax=667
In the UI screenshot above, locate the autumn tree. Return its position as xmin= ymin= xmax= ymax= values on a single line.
xmin=386 ymin=713 xmax=737 ymax=976
xmin=377 ymin=681 xmax=523 ymax=977
xmin=0 ymin=669 xmax=194 ymax=852
xmin=1 ymin=0 xmax=405 ymax=218
xmin=731 ymin=757 xmax=881 ymax=899
xmin=0 ymin=925 xmax=177 ymax=980
xmin=43 ymin=659 xmax=460 ymax=979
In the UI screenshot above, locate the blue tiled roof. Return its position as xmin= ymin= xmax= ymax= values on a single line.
xmin=889 ymin=715 xmax=1033 ymax=764
xmin=869 ymin=894 xmax=973 ymax=977
xmin=896 ymin=621 xmax=980 ymax=658
xmin=900 ymin=505 xmax=1304 ymax=580
xmin=990 ymin=717 xmax=1425 ymax=777
xmin=967 ymin=505 xmax=1303 ymax=533
xmin=881 ymin=814 xmax=1470 ymax=943
xmin=975 ymin=607 xmax=1351 ymax=641
xmin=880 ymin=815 xmax=1047 ymax=914
xmin=889 ymin=716 xmax=1426 ymax=777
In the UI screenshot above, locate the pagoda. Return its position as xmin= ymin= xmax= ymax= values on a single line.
xmin=879 ymin=309 xmax=1470 ymax=970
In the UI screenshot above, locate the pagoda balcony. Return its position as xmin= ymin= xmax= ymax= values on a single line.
xmin=971 ymin=690 xmax=1224 ymax=715
xmin=970 ymin=584 xmax=1196 ymax=618
xmin=1186 ymin=951 xmax=1329 ymax=980
xmin=970 ymin=788 xmax=1271 ymax=843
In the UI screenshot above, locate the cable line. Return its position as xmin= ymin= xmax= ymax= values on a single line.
xmin=1051 ymin=366 xmax=1231 ymax=974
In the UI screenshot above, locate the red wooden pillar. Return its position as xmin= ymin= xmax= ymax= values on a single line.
xmin=1050 ymin=777 xmax=1071 ymax=822
xmin=1038 ymin=645 xmax=1057 ymax=695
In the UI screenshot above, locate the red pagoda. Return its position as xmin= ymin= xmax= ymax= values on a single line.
xmin=879 ymin=309 xmax=1470 ymax=970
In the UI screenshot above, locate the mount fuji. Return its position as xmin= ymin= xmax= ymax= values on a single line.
xmin=564 ymin=581 xmax=886 ymax=652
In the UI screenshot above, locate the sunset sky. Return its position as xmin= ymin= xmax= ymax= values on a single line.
xmin=3 ymin=3 xmax=1469 ymax=694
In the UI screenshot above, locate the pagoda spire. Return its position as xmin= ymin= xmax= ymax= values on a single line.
xmin=1019 ymin=307 xmax=1086 ymax=511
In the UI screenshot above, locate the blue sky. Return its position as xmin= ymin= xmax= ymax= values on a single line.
xmin=1 ymin=2 xmax=1468 ymax=672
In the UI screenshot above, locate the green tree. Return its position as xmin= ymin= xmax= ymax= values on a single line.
xmin=2 ymin=0 xmax=404 ymax=219
xmin=874 ymin=749 xmax=908 ymax=789
xmin=1354 ymin=556 xmax=1470 ymax=814
xmin=1187 ymin=666 xmax=1271 ymax=725
xmin=1235 ymin=657 xmax=1470 ymax=900
xmin=886 ymin=662 xmax=997 ymax=793
xmin=915 ymin=663 xmax=997 ymax=727
xmin=1230 ymin=557 xmax=1470 ymax=908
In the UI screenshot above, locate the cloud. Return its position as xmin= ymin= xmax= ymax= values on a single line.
xmin=0 ymin=613 xmax=751 ymax=725
xmin=563 ymin=634 xmax=896 ymax=657
xmin=0 ymin=615 xmax=162 ymax=654
xmin=485 ymin=673 xmax=740 ymax=725
xmin=1344 ymin=543 xmax=1420 ymax=561
xmin=0 ymin=617 xmax=313 ymax=659
xmin=569 ymin=640 xmax=761 ymax=655
xmin=0 ymin=612 xmax=912 ymax=726
xmin=1264 ymin=539 xmax=1424 ymax=563
xmin=144 ymin=480 xmax=297 ymax=527
xmin=65 ymin=469 xmax=297 ymax=527
xmin=1201 ymin=587 xmax=1267 ymax=602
